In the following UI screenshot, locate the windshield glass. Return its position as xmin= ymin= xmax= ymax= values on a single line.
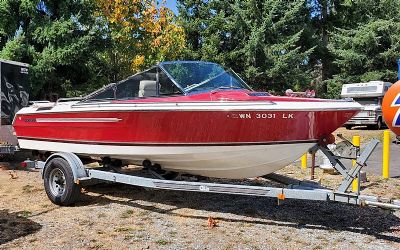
xmin=160 ymin=61 xmax=250 ymax=93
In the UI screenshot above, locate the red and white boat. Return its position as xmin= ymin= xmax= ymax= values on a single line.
xmin=13 ymin=61 xmax=362 ymax=178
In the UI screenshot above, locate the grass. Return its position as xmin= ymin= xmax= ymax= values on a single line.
xmin=138 ymin=210 xmax=150 ymax=217
xmin=223 ymin=243 xmax=234 ymax=250
xmin=22 ymin=185 xmax=34 ymax=193
xmin=282 ymin=235 xmax=291 ymax=243
xmin=18 ymin=210 xmax=32 ymax=218
xmin=120 ymin=209 xmax=135 ymax=219
xmin=137 ymin=210 xmax=152 ymax=221
xmin=114 ymin=225 xmax=144 ymax=233
xmin=79 ymin=220 xmax=94 ymax=226
xmin=123 ymin=235 xmax=135 ymax=241
xmin=312 ymin=246 xmax=323 ymax=250
xmin=155 ymin=239 xmax=171 ymax=246
xmin=114 ymin=227 xmax=135 ymax=233
xmin=97 ymin=213 xmax=106 ymax=218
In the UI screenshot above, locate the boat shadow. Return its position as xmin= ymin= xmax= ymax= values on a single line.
xmin=81 ymin=183 xmax=400 ymax=243
xmin=0 ymin=209 xmax=42 ymax=245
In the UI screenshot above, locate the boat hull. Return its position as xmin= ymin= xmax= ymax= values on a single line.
xmin=13 ymin=99 xmax=362 ymax=178
xmin=18 ymin=138 xmax=316 ymax=178
xmin=14 ymin=102 xmax=358 ymax=144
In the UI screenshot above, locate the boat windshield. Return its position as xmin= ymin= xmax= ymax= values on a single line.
xmin=160 ymin=61 xmax=251 ymax=93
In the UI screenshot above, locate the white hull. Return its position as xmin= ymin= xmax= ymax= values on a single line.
xmin=19 ymin=139 xmax=315 ymax=178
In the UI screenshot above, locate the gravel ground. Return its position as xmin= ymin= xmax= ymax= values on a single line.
xmin=335 ymin=127 xmax=397 ymax=143
xmin=1 ymin=128 xmax=400 ymax=249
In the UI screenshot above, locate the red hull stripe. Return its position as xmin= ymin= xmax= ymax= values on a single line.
xmin=17 ymin=137 xmax=318 ymax=146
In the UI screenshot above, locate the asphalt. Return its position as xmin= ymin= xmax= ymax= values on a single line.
xmin=295 ymin=139 xmax=400 ymax=178
xmin=364 ymin=142 xmax=400 ymax=178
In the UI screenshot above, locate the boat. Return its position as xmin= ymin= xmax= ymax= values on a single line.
xmin=12 ymin=61 xmax=362 ymax=178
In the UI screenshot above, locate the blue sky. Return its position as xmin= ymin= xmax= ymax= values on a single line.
xmin=165 ymin=0 xmax=178 ymax=14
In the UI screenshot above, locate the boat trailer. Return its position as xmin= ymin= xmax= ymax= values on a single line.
xmin=25 ymin=138 xmax=400 ymax=209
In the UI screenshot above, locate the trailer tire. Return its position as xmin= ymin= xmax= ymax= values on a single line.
xmin=43 ymin=157 xmax=81 ymax=206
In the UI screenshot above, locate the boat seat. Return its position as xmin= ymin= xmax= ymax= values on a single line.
xmin=139 ymin=80 xmax=157 ymax=97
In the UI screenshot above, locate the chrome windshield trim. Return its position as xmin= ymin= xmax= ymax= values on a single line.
xmin=157 ymin=63 xmax=187 ymax=95
xmin=230 ymin=69 xmax=254 ymax=91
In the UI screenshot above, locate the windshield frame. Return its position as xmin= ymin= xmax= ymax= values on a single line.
xmin=158 ymin=61 xmax=252 ymax=94
xmin=80 ymin=61 xmax=252 ymax=103
xmin=81 ymin=66 xmax=163 ymax=102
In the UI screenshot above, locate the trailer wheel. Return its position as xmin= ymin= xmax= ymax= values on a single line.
xmin=43 ymin=157 xmax=81 ymax=206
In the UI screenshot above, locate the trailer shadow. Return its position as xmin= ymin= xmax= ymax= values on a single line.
xmin=0 ymin=209 xmax=42 ymax=245
xmin=82 ymin=183 xmax=400 ymax=243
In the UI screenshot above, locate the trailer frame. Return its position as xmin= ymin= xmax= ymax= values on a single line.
xmin=26 ymin=138 xmax=400 ymax=209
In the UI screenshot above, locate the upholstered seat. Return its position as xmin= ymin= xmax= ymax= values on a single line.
xmin=138 ymin=80 xmax=157 ymax=97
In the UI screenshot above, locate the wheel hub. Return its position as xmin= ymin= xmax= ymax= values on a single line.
xmin=49 ymin=168 xmax=66 ymax=197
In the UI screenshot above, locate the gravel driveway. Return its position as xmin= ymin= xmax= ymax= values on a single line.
xmin=1 ymin=128 xmax=400 ymax=249
xmin=1 ymin=165 xmax=400 ymax=250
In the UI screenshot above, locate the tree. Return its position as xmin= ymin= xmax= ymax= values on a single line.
xmin=96 ymin=0 xmax=186 ymax=82
xmin=178 ymin=0 xmax=315 ymax=93
xmin=307 ymin=0 xmax=338 ymax=94
xmin=0 ymin=0 xmax=107 ymax=98
xmin=327 ymin=0 xmax=400 ymax=98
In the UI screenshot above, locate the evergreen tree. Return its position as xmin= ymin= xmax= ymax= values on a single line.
xmin=307 ymin=0 xmax=340 ymax=94
xmin=0 ymin=0 xmax=107 ymax=98
xmin=327 ymin=0 xmax=400 ymax=98
xmin=178 ymin=0 xmax=315 ymax=93
xmin=1 ymin=0 xmax=397 ymax=99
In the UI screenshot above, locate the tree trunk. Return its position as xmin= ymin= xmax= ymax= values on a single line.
xmin=320 ymin=0 xmax=329 ymax=94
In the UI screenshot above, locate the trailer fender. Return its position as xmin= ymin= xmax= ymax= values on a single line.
xmin=42 ymin=152 xmax=87 ymax=181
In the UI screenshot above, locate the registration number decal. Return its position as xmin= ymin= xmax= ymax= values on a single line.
xmin=228 ymin=113 xmax=294 ymax=119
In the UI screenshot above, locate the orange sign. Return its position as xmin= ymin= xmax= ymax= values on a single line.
xmin=382 ymin=80 xmax=400 ymax=136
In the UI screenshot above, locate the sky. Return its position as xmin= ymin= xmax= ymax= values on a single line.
xmin=164 ymin=0 xmax=178 ymax=14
